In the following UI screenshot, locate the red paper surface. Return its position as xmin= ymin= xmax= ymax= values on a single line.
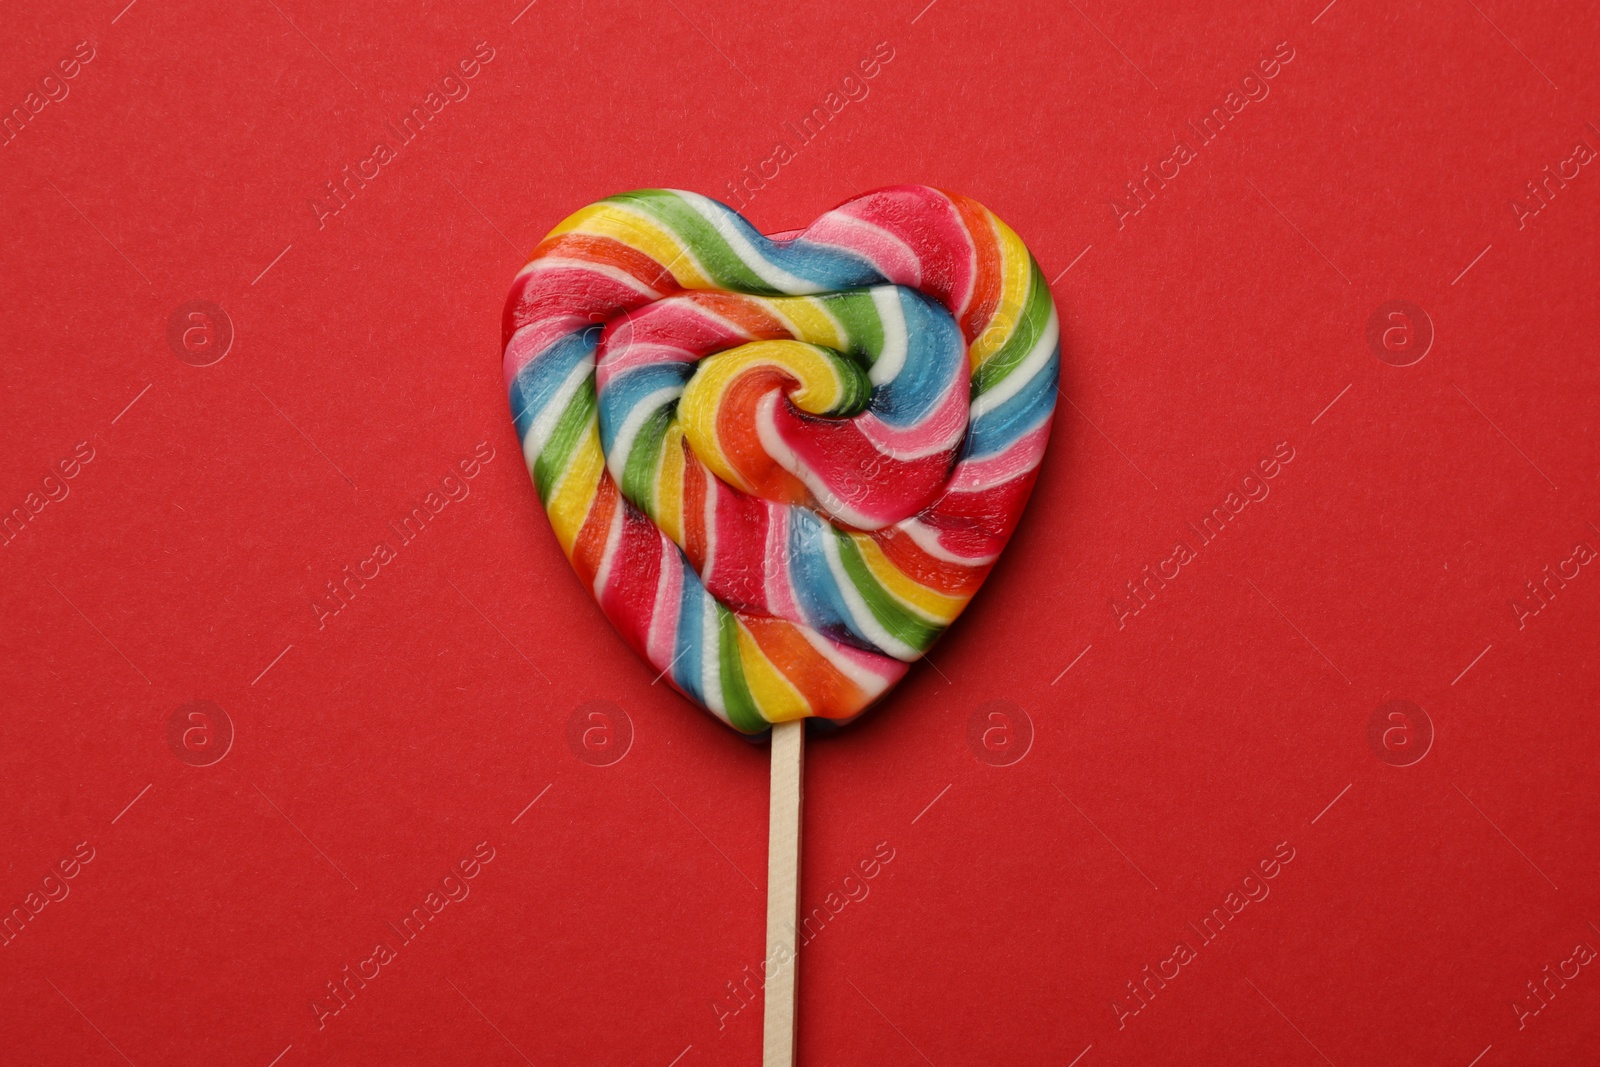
xmin=3 ymin=1 xmax=1598 ymax=1063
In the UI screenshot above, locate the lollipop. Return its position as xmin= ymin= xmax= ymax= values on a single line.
xmin=502 ymin=186 xmax=1060 ymax=1061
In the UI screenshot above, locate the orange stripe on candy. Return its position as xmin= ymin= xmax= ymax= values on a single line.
xmin=688 ymin=292 xmax=790 ymax=338
xmin=740 ymin=616 xmax=868 ymax=717
xmin=717 ymin=369 xmax=811 ymax=504
xmin=531 ymin=233 xmax=683 ymax=296
xmin=571 ymin=474 xmax=620 ymax=590
xmin=682 ymin=440 xmax=710 ymax=573
xmin=952 ymin=197 xmax=1001 ymax=345
xmin=872 ymin=527 xmax=988 ymax=598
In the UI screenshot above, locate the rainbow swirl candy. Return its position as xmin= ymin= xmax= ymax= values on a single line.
xmin=503 ymin=186 xmax=1059 ymax=733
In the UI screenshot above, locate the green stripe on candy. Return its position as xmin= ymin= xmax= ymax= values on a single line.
xmin=821 ymin=290 xmax=885 ymax=367
xmin=532 ymin=380 xmax=596 ymax=507
xmin=620 ymin=406 xmax=672 ymax=516
xmin=617 ymin=190 xmax=779 ymax=295
xmin=805 ymin=345 xmax=872 ymax=417
xmin=833 ymin=534 xmax=942 ymax=653
xmin=715 ymin=608 xmax=768 ymax=732
xmin=971 ymin=258 xmax=1051 ymax=397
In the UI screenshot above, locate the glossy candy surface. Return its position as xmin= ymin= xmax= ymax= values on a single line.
xmin=503 ymin=186 xmax=1060 ymax=732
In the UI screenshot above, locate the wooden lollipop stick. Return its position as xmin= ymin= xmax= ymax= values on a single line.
xmin=763 ymin=719 xmax=805 ymax=1066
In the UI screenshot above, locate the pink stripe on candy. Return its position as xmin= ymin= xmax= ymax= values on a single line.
xmin=646 ymin=534 xmax=684 ymax=668
xmin=945 ymin=424 xmax=1051 ymax=492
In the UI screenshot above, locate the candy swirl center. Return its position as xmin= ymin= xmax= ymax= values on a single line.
xmin=598 ymin=285 xmax=969 ymax=536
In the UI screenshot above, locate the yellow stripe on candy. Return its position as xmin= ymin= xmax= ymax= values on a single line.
xmin=548 ymin=427 xmax=605 ymax=558
xmin=655 ymin=424 xmax=687 ymax=546
xmin=767 ymin=296 xmax=846 ymax=352
xmin=735 ymin=624 xmax=810 ymax=722
xmin=546 ymin=203 xmax=716 ymax=290
xmin=969 ymin=215 xmax=1033 ymax=370
xmin=679 ymin=341 xmax=850 ymax=492
xmin=852 ymin=534 xmax=965 ymax=623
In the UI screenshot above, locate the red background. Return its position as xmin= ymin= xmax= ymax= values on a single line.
xmin=2 ymin=0 xmax=1597 ymax=1063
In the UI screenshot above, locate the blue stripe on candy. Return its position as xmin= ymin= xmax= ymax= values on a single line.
xmin=672 ymin=556 xmax=707 ymax=703
xmin=692 ymin=197 xmax=887 ymax=292
xmin=766 ymin=237 xmax=885 ymax=291
xmin=596 ymin=362 xmax=692 ymax=455
xmin=867 ymin=289 xmax=965 ymax=427
xmin=508 ymin=327 xmax=599 ymax=440
xmin=787 ymin=511 xmax=881 ymax=653
xmin=963 ymin=347 xmax=1060 ymax=459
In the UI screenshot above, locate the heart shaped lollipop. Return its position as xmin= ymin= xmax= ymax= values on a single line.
xmin=504 ymin=186 xmax=1059 ymax=725
xmin=502 ymin=185 xmax=1059 ymax=1060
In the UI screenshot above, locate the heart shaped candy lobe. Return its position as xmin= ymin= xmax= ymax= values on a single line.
xmin=503 ymin=186 xmax=1060 ymax=733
